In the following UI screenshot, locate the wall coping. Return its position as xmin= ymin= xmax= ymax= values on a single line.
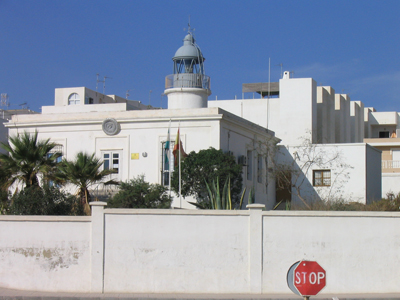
xmin=104 ymin=208 xmax=250 ymax=216
xmin=1 ymin=209 xmax=399 ymax=220
xmin=262 ymin=210 xmax=400 ymax=218
xmin=0 ymin=215 xmax=92 ymax=222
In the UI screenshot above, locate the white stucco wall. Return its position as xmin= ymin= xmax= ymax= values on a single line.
xmin=103 ymin=211 xmax=250 ymax=293
xmin=317 ymin=86 xmax=335 ymax=143
xmin=382 ymin=173 xmax=400 ymax=197
xmin=0 ymin=216 xmax=91 ymax=292
xmin=277 ymin=143 xmax=381 ymax=205
xmin=350 ymin=101 xmax=365 ymax=143
xmin=209 ymin=78 xmax=317 ymax=147
xmin=1 ymin=207 xmax=400 ymax=294
xmin=208 ymin=98 xmax=270 ymax=129
xmin=262 ymin=211 xmax=400 ymax=294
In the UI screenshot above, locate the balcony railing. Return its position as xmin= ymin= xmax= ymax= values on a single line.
xmin=364 ymin=138 xmax=400 ymax=144
xmin=165 ymin=74 xmax=210 ymax=90
xmin=382 ymin=160 xmax=400 ymax=169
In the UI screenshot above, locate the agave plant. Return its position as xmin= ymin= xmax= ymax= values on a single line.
xmin=190 ymin=176 xmax=247 ymax=210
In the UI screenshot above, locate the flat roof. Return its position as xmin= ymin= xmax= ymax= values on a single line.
xmin=242 ymin=82 xmax=279 ymax=96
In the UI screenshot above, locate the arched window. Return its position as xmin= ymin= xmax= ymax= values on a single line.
xmin=68 ymin=93 xmax=80 ymax=105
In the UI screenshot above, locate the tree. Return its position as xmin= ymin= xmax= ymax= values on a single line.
xmin=56 ymin=152 xmax=117 ymax=210
xmin=0 ymin=131 xmax=61 ymax=188
xmin=108 ymin=175 xmax=172 ymax=209
xmin=171 ymin=147 xmax=243 ymax=207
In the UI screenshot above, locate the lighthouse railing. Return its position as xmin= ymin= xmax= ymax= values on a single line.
xmin=165 ymin=74 xmax=210 ymax=90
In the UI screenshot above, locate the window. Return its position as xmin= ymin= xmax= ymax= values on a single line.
xmin=47 ymin=145 xmax=63 ymax=163
xmin=102 ymin=151 xmax=122 ymax=181
xmin=68 ymin=93 xmax=80 ymax=105
xmin=161 ymin=141 xmax=175 ymax=186
xmin=393 ymin=149 xmax=400 ymax=161
xmin=103 ymin=153 xmax=119 ymax=173
xmin=247 ymin=150 xmax=253 ymax=181
xmin=379 ymin=131 xmax=390 ymax=138
xmin=47 ymin=145 xmax=63 ymax=187
xmin=85 ymin=96 xmax=94 ymax=104
xmin=257 ymin=154 xmax=262 ymax=183
xmin=313 ymin=170 xmax=331 ymax=187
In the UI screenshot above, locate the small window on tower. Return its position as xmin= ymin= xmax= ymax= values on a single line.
xmin=68 ymin=93 xmax=80 ymax=105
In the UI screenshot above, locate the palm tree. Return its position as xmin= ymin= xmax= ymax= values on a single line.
xmin=0 ymin=131 xmax=61 ymax=189
xmin=56 ymin=152 xmax=117 ymax=208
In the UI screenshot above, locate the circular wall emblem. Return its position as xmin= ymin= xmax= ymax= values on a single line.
xmin=102 ymin=118 xmax=120 ymax=135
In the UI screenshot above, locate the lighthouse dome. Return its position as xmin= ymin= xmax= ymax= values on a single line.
xmin=173 ymin=33 xmax=204 ymax=62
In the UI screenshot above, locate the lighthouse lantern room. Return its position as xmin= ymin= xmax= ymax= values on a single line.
xmin=165 ymin=28 xmax=211 ymax=109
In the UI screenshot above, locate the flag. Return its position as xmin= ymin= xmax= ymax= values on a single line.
xmin=173 ymin=128 xmax=187 ymax=166
xmin=164 ymin=126 xmax=170 ymax=170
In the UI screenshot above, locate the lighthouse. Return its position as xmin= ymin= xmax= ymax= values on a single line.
xmin=164 ymin=30 xmax=211 ymax=109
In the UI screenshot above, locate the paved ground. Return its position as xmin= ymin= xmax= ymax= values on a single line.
xmin=1 ymin=287 xmax=400 ymax=300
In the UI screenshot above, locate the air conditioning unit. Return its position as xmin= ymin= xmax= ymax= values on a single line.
xmin=238 ymin=155 xmax=247 ymax=166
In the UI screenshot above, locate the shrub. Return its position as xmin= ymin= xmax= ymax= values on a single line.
xmin=108 ymin=176 xmax=172 ymax=209
xmin=9 ymin=186 xmax=84 ymax=215
xmin=0 ymin=189 xmax=9 ymax=214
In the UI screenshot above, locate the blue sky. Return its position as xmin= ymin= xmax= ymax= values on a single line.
xmin=1 ymin=0 xmax=399 ymax=112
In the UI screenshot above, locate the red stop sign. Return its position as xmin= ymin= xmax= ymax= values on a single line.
xmin=287 ymin=260 xmax=326 ymax=296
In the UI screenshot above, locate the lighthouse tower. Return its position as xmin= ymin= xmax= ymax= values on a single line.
xmin=164 ymin=30 xmax=211 ymax=109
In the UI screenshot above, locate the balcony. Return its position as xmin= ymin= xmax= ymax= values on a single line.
xmin=382 ymin=160 xmax=400 ymax=173
xmin=165 ymin=74 xmax=210 ymax=90
xmin=364 ymin=138 xmax=400 ymax=146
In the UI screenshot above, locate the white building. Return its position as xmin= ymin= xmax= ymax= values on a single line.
xmin=209 ymin=72 xmax=382 ymax=205
xmin=364 ymin=109 xmax=400 ymax=197
xmin=3 ymin=30 xmax=387 ymax=208
xmin=5 ymin=31 xmax=279 ymax=209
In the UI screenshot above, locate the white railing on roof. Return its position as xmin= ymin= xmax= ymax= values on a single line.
xmin=382 ymin=160 xmax=400 ymax=169
xmin=165 ymin=74 xmax=210 ymax=90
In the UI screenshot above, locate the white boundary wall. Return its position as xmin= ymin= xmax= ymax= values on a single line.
xmin=1 ymin=203 xmax=400 ymax=294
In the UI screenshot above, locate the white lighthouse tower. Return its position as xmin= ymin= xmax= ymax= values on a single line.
xmin=164 ymin=29 xmax=211 ymax=109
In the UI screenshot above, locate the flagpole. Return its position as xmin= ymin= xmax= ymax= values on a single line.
xmin=168 ymin=119 xmax=172 ymax=198
xmin=179 ymin=121 xmax=182 ymax=208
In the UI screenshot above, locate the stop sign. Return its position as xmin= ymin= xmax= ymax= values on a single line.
xmin=287 ymin=260 xmax=326 ymax=296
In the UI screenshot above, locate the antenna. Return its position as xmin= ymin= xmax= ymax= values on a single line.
xmin=1 ymin=93 xmax=9 ymax=108
xmin=276 ymin=63 xmax=283 ymax=78
xmin=96 ymin=73 xmax=104 ymax=92
xmin=126 ymin=89 xmax=133 ymax=100
xmin=149 ymin=90 xmax=152 ymax=105
xmin=103 ymin=76 xmax=112 ymax=94
xmin=160 ymin=93 xmax=165 ymax=108
xmin=184 ymin=15 xmax=195 ymax=36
